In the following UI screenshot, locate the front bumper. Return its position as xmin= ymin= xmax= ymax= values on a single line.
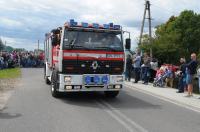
xmin=58 ymin=74 xmax=124 ymax=92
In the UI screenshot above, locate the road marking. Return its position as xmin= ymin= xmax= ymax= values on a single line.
xmin=96 ymin=100 xmax=148 ymax=132
xmin=125 ymin=84 xmax=200 ymax=114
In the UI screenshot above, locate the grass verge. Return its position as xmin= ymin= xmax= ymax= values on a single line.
xmin=0 ymin=68 xmax=21 ymax=79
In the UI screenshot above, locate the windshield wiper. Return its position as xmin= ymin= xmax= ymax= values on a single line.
xmin=69 ymin=39 xmax=76 ymax=48
xmin=74 ymin=45 xmax=90 ymax=50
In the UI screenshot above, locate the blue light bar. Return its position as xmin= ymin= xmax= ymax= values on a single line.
xmin=93 ymin=23 xmax=99 ymax=29
xmin=81 ymin=22 xmax=88 ymax=28
xmin=70 ymin=19 xmax=78 ymax=26
xmin=67 ymin=19 xmax=121 ymax=30
xmin=103 ymin=24 xmax=109 ymax=29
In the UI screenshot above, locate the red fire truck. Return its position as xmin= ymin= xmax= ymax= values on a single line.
xmin=44 ymin=19 xmax=131 ymax=98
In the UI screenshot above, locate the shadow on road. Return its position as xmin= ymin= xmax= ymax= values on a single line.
xmin=59 ymin=90 xmax=161 ymax=110
xmin=0 ymin=107 xmax=22 ymax=119
xmin=0 ymin=112 xmax=22 ymax=119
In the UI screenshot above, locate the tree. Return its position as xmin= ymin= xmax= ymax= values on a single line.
xmin=139 ymin=10 xmax=200 ymax=64
xmin=5 ymin=46 xmax=14 ymax=52
xmin=15 ymin=48 xmax=26 ymax=52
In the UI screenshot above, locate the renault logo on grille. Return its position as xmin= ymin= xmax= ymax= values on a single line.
xmin=92 ymin=61 xmax=98 ymax=70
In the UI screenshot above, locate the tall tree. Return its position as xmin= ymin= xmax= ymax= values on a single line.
xmin=0 ymin=38 xmax=5 ymax=51
xmin=140 ymin=10 xmax=200 ymax=64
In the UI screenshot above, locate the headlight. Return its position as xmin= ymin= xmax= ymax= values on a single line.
xmin=64 ymin=76 xmax=72 ymax=82
xmin=116 ymin=76 xmax=123 ymax=82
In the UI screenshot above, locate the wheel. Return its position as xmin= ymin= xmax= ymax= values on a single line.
xmin=104 ymin=91 xmax=119 ymax=98
xmin=51 ymin=83 xmax=61 ymax=98
xmin=51 ymin=70 xmax=61 ymax=98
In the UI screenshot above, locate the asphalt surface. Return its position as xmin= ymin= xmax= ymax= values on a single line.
xmin=0 ymin=68 xmax=200 ymax=132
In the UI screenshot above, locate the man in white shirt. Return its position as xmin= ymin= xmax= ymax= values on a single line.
xmin=133 ymin=52 xmax=141 ymax=83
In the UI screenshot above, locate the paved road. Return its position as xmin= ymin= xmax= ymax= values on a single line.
xmin=0 ymin=68 xmax=200 ymax=132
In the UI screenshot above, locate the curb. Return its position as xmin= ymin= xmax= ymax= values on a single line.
xmin=125 ymin=83 xmax=200 ymax=113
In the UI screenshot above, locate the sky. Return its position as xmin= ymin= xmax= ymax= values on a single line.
xmin=0 ymin=0 xmax=200 ymax=51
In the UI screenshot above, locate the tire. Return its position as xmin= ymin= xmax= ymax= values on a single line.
xmin=104 ymin=91 xmax=119 ymax=98
xmin=51 ymin=70 xmax=61 ymax=98
xmin=51 ymin=83 xmax=61 ymax=98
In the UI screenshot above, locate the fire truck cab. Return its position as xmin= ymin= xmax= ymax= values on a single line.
xmin=44 ymin=19 xmax=131 ymax=98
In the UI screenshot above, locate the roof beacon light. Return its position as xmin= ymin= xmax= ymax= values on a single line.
xmin=109 ymin=23 xmax=114 ymax=28
xmin=103 ymin=24 xmax=109 ymax=29
xmin=67 ymin=19 xmax=121 ymax=30
xmin=81 ymin=22 xmax=88 ymax=28
xmin=93 ymin=23 xmax=99 ymax=29
xmin=114 ymin=25 xmax=121 ymax=30
xmin=70 ymin=19 xmax=78 ymax=27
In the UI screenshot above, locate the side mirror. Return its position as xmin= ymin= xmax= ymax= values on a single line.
xmin=51 ymin=35 xmax=58 ymax=46
xmin=125 ymin=38 xmax=131 ymax=50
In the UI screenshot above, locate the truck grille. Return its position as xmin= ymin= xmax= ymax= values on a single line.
xmin=62 ymin=60 xmax=124 ymax=75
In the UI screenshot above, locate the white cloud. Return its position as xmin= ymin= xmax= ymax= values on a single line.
xmin=1 ymin=36 xmax=38 ymax=51
xmin=0 ymin=18 xmax=23 ymax=28
xmin=0 ymin=0 xmax=200 ymax=50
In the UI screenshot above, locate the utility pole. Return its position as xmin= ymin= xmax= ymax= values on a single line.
xmin=38 ymin=40 xmax=40 ymax=55
xmin=139 ymin=0 xmax=152 ymax=45
xmin=139 ymin=0 xmax=153 ymax=58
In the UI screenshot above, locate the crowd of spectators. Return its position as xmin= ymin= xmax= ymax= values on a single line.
xmin=0 ymin=51 xmax=44 ymax=69
xmin=126 ymin=50 xmax=159 ymax=85
xmin=125 ymin=51 xmax=200 ymax=98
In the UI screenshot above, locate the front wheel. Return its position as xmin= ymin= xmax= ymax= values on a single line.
xmin=51 ymin=70 xmax=61 ymax=98
xmin=104 ymin=91 xmax=119 ymax=98
xmin=51 ymin=84 xmax=61 ymax=98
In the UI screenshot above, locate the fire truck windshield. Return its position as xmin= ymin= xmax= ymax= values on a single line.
xmin=63 ymin=30 xmax=123 ymax=51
